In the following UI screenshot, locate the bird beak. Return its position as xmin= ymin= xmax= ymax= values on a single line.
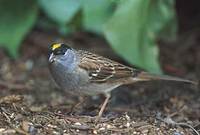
xmin=49 ymin=53 xmax=55 ymax=63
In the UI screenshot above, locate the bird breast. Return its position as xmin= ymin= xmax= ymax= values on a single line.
xmin=49 ymin=62 xmax=82 ymax=90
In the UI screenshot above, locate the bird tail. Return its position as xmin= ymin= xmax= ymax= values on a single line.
xmin=134 ymin=71 xmax=198 ymax=85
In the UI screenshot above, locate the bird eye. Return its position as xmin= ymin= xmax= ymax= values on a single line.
xmin=53 ymin=49 xmax=66 ymax=55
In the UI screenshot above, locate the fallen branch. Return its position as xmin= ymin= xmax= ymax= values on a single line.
xmin=156 ymin=112 xmax=200 ymax=135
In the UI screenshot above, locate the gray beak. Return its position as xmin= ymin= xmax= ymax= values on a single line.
xmin=49 ymin=53 xmax=55 ymax=63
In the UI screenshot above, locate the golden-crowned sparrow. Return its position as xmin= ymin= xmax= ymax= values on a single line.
xmin=48 ymin=43 xmax=197 ymax=122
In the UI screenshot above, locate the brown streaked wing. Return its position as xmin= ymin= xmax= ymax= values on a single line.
xmin=77 ymin=50 xmax=135 ymax=83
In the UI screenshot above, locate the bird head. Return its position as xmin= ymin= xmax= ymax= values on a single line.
xmin=48 ymin=43 xmax=77 ymax=71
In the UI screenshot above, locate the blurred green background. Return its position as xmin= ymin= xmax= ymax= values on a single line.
xmin=0 ymin=0 xmax=178 ymax=73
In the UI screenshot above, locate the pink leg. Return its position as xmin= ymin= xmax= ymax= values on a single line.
xmin=70 ymin=96 xmax=87 ymax=113
xmin=95 ymin=93 xmax=111 ymax=123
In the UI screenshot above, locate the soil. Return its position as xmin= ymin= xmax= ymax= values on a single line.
xmin=0 ymin=2 xmax=200 ymax=134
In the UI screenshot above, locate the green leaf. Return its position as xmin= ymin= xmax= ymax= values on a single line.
xmin=0 ymin=0 xmax=38 ymax=57
xmin=104 ymin=0 xmax=177 ymax=73
xmin=154 ymin=0 xmax=177 ymax=41
xmin=82 ymin=0 xmax=114 ymax=33
xmin=39 ymin=0 xmax=81 ymax=25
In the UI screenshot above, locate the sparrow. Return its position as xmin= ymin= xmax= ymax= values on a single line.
xmin=48 ymin=43 xmax=197 ymax=122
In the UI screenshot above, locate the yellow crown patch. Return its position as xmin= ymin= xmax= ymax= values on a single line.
xmin=52 ymin=43 xmax=61 ymax=50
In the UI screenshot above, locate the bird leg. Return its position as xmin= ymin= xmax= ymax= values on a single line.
xmin=95 ymin=93 xmax=111 ymax=123
xmin=70 ymin=96 xmax=87 ymax=114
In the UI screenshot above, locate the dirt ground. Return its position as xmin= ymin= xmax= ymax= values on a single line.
xmin=0 ymin=29 xmax=199 ymax=135
xmin=0 ymin=2 xmax=200 ymax=134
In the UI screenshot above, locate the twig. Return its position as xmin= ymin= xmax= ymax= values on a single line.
xmin=0 ymin=95 xmax=24 ymax=104
xmin=168 ymin=105 xmax=187 ymax=117
xmin=108 ymin=122 xmax=152 ymax=133
xmin=15 ymin=128 xmax=29 ymax=135
xmin=0 ymin=80 xmax=32 ymax=90
xmin=2 ymin=111 xmax=11 ymax=123
xmin=70 ymin=124 xmax=91 ymax=130
xmin=156 ymin=112 xmax=200 ymax=135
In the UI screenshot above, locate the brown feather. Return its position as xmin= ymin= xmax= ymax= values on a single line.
xmin=77 ymin=50 xmax=197 ymax=85
xmin=77 ymin=50 xmax=136 ymax=83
